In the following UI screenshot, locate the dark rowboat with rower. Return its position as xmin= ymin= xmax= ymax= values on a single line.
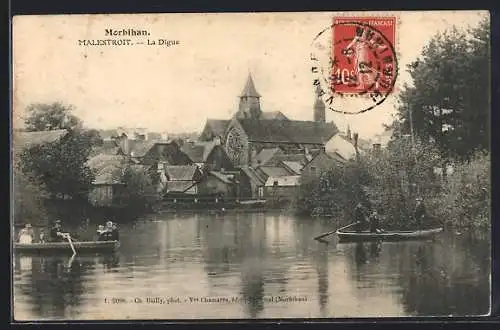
xmin=335 ymin=227 xmax=443 ymax=243
xmin=314 ymin=222 xmax=443 ymax=243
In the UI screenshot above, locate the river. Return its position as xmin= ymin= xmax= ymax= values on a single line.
xmin=12 ymin=211 xmax=490 ymax=320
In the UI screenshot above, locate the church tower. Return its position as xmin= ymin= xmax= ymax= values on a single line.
xmin=313 ymin=84 xmax=326 ymax=123
xmin=236 ymin=73 xmax=262 ymax=120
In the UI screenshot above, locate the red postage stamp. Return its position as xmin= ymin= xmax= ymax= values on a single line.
xmin=330 ymin=16 xmax=397 ymax=96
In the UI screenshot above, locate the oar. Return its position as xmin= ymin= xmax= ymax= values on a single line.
xmin=62 ymin=233 xmax=77 ymax=256
xmin=314 ymin=222 xmax=358 ymax=241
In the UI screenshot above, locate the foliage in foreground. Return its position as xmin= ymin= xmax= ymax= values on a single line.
xmin=294 ymin=139 xmax=490 ymax=230
xmin=434 ymin=151 xmax=490 ymax=230
xmin=12 ymin=161 xmax=50 ymax=226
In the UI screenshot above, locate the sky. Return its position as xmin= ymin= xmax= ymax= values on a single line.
xmin=12 ymin=11 xmax=488 ymax=140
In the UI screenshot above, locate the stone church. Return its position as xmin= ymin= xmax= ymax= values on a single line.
xmin=199 ymin=74 xmax=338 ymax=167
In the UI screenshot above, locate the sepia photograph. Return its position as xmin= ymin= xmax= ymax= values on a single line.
xmin=11 ymin=11 xmax=491 ymax=320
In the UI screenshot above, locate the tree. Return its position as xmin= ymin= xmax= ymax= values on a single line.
xmin=436 ymin=151 xmax=490 ymax=230
xmin=19 ymin=103 xmax=100 ymax=199
xmin=364 ymin=137 xmax=443 ymax=229
xmin=24 ymin=102 xmax=82 ymax=131
xmin=20 ymin=129 xmax=96 ymax=199
xmin=294 ymin=160 xmax=371 ymax=219
xmin=12 ymin=160 xmax=50 ymax=226
xmin=119 ymin=165 xmax=158 ymax=211
xmin=393 ymin=18 xmax=489 ymax=161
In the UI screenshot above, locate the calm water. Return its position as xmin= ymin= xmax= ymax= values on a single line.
xmin=13 ymin=212 xmax=490 ymax=320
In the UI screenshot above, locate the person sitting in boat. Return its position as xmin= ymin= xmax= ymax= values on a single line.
xmin=110 ymin=223 xmax=119 ymax=241
xmin=369 ymin=210 xmax=381 ymax=233
xmin=39 ymin=229 xmax=46 ymax=243
xmin=102 ymin=221 xmax=114 ymax=241
xmin=49 ymin=220 xmax=65 ymax=242
xmin=96 ymin=225 xmax=106 ymax=241
xmin=414 ymin=197 xmax=427 ymax=227
xmin=17 ymin=223 xmax=35 ymax=244
xmin=354 ymin=203 xmax=368 ymax=232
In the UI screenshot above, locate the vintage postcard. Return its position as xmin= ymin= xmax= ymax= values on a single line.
xmin=11 ymin=11 xmax=491 ymax=320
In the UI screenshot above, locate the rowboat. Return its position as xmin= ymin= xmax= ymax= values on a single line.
xmin=14 ymin=240 xmax=120 ymax=254
xmin=336 ymin=227 xmax=443 ymax=243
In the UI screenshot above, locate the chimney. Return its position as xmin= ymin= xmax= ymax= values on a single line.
xmin=214 ymin=136 xmax=221 ymax=146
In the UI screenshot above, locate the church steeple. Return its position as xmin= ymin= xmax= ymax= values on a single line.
xmin=313 ymin=84 xmax=326 ymax=123
xmin=237 ymin=73 xmax=262 ymax=120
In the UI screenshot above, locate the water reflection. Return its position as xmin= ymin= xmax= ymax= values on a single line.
xmin=12 ymin=212 xmax=490 ymax=319
xmin=14 ymin=255 xmax=97 ymax=320
xmin=314 ymin=246 xmax=329 ymax=316
xmin=395 ymin=235 xmax=490 ymax=316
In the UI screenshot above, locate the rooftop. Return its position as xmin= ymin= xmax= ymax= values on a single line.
xmin=238 ymin=119 xmax=337 ymax=144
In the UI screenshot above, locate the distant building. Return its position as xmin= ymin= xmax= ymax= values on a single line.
xmin=114 ymin=135 xmax=191 ymax=166
xmin=238 ymin=166 xmax=267 ymax=199
xmin=13 ymin=129 xmax=69 ymax=155
xmin=264 ymin=175 xmax=301 ymax=204
xmin=199 ymin=73 xmax=338 ymax=167
xmin=164 ymin=165 xmax=204 ymax=195
xmin=180 ymin=140 xmax=234 ymax=173
xmin=301 ymin=150 xmax=345 ymax=184
xmin=198 ymin=171 xmax=237 ymax=198
xmin=86 ymin=154 xmax=128 ymax=207
xmin=324 ymin=134 xmax=358 ymax=161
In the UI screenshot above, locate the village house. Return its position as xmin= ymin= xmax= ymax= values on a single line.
xmin=264 ymin=175 xmax=302 ymax=204
xmin=238 ymin=166 xmax=267 ymax=199
xmin=300 ymin=150 xmax=346 ymax=184
xmin=324 ymin=133 xmax=358 ymax=161
xmin=254 ymin=165 xmax=295 ymax=183
xmin=197 ymin=171 xmax=238 ymax=199
xmin=180 ymin=140 xmax=234 ymax=173
xmin=163 ymin=165 xmax=204 ymax=195
xmin=13 ymin=129 xmax=69 ymax=153
xmin=86 ymin=154 xmax=128 ymax=207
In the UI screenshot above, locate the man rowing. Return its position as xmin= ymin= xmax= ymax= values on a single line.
xmin=49 ymin=220 xmax=65 ymax=242
xmin=368 ymin=210 xmax=382 ymax=233
xmin=354 ymin=203 xmax=369 ymax=232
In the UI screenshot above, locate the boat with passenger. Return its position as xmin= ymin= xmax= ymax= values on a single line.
xmin=14 ymin=219 xmax=120 ymax=255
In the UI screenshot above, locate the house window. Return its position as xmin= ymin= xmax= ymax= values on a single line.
xmin=273 ymin=181 xmax=278 ymax=186
xmin=310 ymin=166 xmax=317 ymax=175
xmin=258 ymin=187 xmax=264 ymax=198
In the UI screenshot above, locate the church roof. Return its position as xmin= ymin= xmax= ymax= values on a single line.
xmin=260 ymin=111 xmax=289 ymax=120
xmin=240 ymin=74 xmax=260 ymax=97
xmin=238 ymin=119 xmax=337 ymax=144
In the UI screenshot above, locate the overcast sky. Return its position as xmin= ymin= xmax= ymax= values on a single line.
xmin=13 ymin=11 xmax=487 ymax=139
